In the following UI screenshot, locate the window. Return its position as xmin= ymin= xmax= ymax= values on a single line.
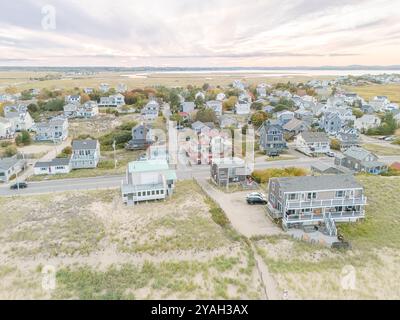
xmin=287 ymin=210 xmax=295 ymax=215
xmin=147 ymin=191 xmax=151 ymax=196
xmin=335 ymin=190 xmax=345 ymax=198
xmin=288 ymin=193 xmax=297 ymax=200
xmin=152 ymin=190 xmax=155 ymax=195
xmin=307 ymin=192 xmax=317 ymax=200
xmin=156 ymin=190 xmax=160 ymax=195
xmin=160 ymin=190 xmax=164 ymax=194
xmin=138 ymin=192 xmax=142 ymax=196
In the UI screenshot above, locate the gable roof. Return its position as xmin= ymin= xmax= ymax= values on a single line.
xmin=283 ymin=118 xmax=307 ymax=131
xmin=343 ymin=147 xmax=375 ymax=161
xmin=272 ymin=174 xmax=362 ymax=192
xmin=300 ymin=131 xmax=329 ymax=143
xmin=72 ymin=140 xmax=98 ymax=150
xmin=0 ymin=157 xmax=21 ymax=171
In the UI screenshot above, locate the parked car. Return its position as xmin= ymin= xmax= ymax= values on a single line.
xmin=246 ymin=193 xmax=267 ymax=205
xmin=384 ymin=136 xmax=395 ymax=141
xmin=326 ymin=151 xmax=335 ymax=157
xmin=10 ymin=182 xmax=28 ymax=190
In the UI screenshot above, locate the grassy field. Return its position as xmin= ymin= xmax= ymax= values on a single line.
xmin=253 ymin=175 xmax=400 ymax=299
xmin=0 ymin=71 xmax=335 ymax=91
xmin=362 ymin=143 xmax=400 ymax=156
xmin=344 ymin=84 xmax=400 ymax=104
xmin=0 ymin=180 xmax=264 ymax=299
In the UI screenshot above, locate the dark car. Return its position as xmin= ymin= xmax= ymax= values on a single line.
xmin=246 ymin=195 xmax=267 ymax=205
xmin=10 ymin=182 xmax=28 ymax=190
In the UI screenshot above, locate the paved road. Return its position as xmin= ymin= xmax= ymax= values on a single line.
xmin=1 ymin=155 xmax=398 ymax=197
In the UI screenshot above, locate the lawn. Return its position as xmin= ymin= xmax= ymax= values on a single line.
xmin=252 ymin=175 xmax=400 ymax=299
xmin=0 ymin=180 xmax=264 ymax=299
xmin=362 ymin=143 xmax=400 ymax=156
xmin=344 ymin=84 xmax=400 ymax=104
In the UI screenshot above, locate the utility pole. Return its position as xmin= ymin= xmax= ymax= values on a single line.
xmin=113 ymin=139 xmax=117 ymax=169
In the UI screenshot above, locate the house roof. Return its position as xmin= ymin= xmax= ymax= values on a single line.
xmin=191 ymin=121 xmax=206 ymax=130
xmin=343 ymin=147 xmax=374 ymax=161
xmin=300 ymin=131 xmax=329 ymax=143
xmin=72 ymin=140 xmax=98 ymax=150
xmin=34 ymin=157 xmax=71 ymax=168
xmin=361 ymin=161 xmax=387 ymax=168
xmin=0 ymin=157 xmax=21 ymax=171
xmin=273 ymin=174 xmax=362 ymax=192
xmin=283 ymin=118 xmax=306 ymax=131
xmin=127 ymin=159 xmax=177 ymax=180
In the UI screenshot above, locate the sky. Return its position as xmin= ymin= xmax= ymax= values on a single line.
xmin=0 ymin=0 xmax=399 ymax=67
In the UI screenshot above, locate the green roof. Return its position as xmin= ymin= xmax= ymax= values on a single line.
xmin=128 ymin=160 xmax=169 ymax=173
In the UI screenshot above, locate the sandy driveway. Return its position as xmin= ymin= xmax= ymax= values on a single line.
xmin=196 ymin=179 xmax=282 ymax=238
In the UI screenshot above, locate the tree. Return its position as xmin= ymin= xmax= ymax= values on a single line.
xmin=223 ymin=96 xmax=237 ymax=111
xmin=330 ymin=138 xmax=341 ymax=151
xmin=27 ymin=103 xmax=39 ymax=113
xmin=80 ymin=93 xmax=90 ymax=103
xmin=251 ymin=111 xmax=268 ymax=128
xmin=202 ymin=83 xmax=210 ymax=91
xmin=195 ymin=109 xmax=217 ymax=123
xmin=352 ymin=108 xmax=363 ymax=118
xmin=15 ymin=130 xmax=32 ymax=146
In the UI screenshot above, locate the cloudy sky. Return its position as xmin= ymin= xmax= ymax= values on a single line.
xmin=0 ymin=0 xmax=399 ymax=67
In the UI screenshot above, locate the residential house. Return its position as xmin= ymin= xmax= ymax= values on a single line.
xmin=76 ymin=101 xmax=99 ymax=118
xmin=256 ymin=83 xmax=270 ymax=98
xmin=71 ymin=139 xmax=100 ymax=169
xmin=4 ymin=110 xmax=34 ymax=132
xmin=336 ymin=131 xmax=360 ymax=151
xmin=210 ymin=157 xmax=251 ymax=186
xmin=34 ymin=158 xmax=72 ymax=175
xmin=191 ymin=121 xmax=211 ymax=135
xmin=205 ymin=100 xmax=223 ymax=116
xmin=84 ymin=88 xmax=94 ymax=94
xmin=334 ymin=147 xmax=388 ymax=175
xmin=267 ymin=174 xmax=367 ymax=231
xmin=235 ymin=100 xmax=251 ymax=115
xmin=63 ymin=103 xmax=78 ymax=117
xmin=117 ymin=83 xmax=128 ymax=93
xmin=219 ymin=115 xmax=238 ymax=129
xmin=126 ymin=123 xmax=154 ymax=150
xmin=276 ymin=110 xmax=295 ymax=126
xmin=361 ymin=104 xmax=374 ymax=114
xmin=195 ymin=92 xmax=205 ymax=101
xmin=0 ymin=117 xmax=14 ymax=139
xmin=319 ymin=112 xmax=344 ymax=135
xmin=258 ymin=121 xmax=287 ymax=156
xmin=295 ymin=131 xmax=330 ymax=156
xmin=232 ymin=80 xmax=246 ymax=91
xmin=34 ymin=117 xmax=69 ymax=142
xmin=121 ymin=159 xmax=177 ymax=205
xmin=99 ymin=94 xmax=125 ymax=107
xmin=354 ymin=115 xmax=381 ymax=132
xmin=216 ymin=92 xmax=226 ymax=101
xmin=0 ymin=157 xmax=26 ymax=182
xmin=294 ymin=108 xmax=313 ymax=123
xmin=181 ymin=101 xmax=195 ymax=114
xmin=64 ymin=95 xmax=81 ymax=105
xmin=310 ymin=162 xmax=352 ymax=175
xmin=99 ymin=83 xmax=110 ymax=93
xmin=188 ymin=129 xmax=231 ymax=165
xmin=283 ymin=118 xmax=309 ymax=136
xmin=141 ymin=100 xmax=160 ymax=121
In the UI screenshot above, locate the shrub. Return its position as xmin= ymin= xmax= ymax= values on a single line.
xmin=15 ymin=130 xmax=32 ymax=146
xmin=98 ymin=160 xmax=115 ymax=169
xmin=330 ymin=138 xmax=341 ymax=151
xmin=98 ymin=121 xmax=137 ymax=151
xmin=1 ymin=145 xmax=17 ymax=157
xmin=251 ymin=167 xmax=308 ymax=184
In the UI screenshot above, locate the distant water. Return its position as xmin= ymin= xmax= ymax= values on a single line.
xmin=123 ymin=69 xmax=400 ymax=78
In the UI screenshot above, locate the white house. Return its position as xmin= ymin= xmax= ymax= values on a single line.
xmin=232 ymin=80 xmax=246 ymax=91
xmin=117 ymin=83 xmax=128 ymax=93
xmin=34 ymin=117 xmax=69 ymax=142
xmin=34 ymin=158 xmax=71 ymax=175
xmin=181 ymin=101 xmax=196 ymax=114
xmin=295 ymin=131 xmax=330 ymax=156
xmin=64 ymin=95 xmax=81 ymax=105
xmin=71 ymin=139 xmax=100 ymax=169
xmin=99 ymin=94 xmax=125 ymax=107
xmin=99 ymin=83 xmax=110 ymax=93
xmin=216 ymin=93 xmax=226 ymax=101
xmin=0 ymin=157 xmax=26 ymax=182
xmin=0 ymin=117 xmax=14 ymax=139
xmin=354 ymin=115 xmax=381 ymax=132
xmin=276 ymin=110 xmax=295 ymax=125
xmin=205 ymin=100 xmax=223 ymax=116
xmin=76 ymin=101 xmax=99 ymax=118
xmin=195 ymin=92 xmax=205 ymax=101
xmin=84 ymin=88 xmax=94 ymax=94
xmin=235 ymin=101 xmax=251 ymax=115
xmin=63 ymin=103 xmax=78 ymax=117
xmin=121 ymin=159 xmax=177 ymax=205
xmin=141 ymin=100 xmax=160 ymax=121
xmin=4 ymin=110 xmax=34 ymax=132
